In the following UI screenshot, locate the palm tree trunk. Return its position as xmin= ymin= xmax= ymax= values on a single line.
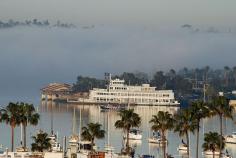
xmin=11 ymin=126 xmax=14 ymax=152
xmin=162 ymin=131 xmax=166 ymax=158
xmin=126 ymin=128 xmax=130 ymax=154
xmin=91 ymin=137 xmax=95 ymax=149
xmin=219 ymin=115 xmax=223 ymax=158
xmin=186 ymin=131 xmax=190 ymax=158
xmin=196 ymin=121 xmax=200 ymax=158
xmin=23 ymin=123 xmax=27 ymax=151
xmin=213 ymin=150 xmax=215 ymax=158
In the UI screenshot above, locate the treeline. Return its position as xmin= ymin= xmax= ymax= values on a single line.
xmin=0 ymin=19 xmax=76 ymax=29
xmin=72 ymin=66 xmax=236 ymax=99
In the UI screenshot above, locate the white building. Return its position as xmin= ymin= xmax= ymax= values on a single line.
xmin=88 ymin=78 xmax=179 ymax=106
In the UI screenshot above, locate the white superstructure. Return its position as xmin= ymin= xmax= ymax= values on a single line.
xmin=88 ymin=78 xmax=179 ymax=106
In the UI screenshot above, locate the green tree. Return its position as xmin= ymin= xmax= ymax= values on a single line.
xmin=115 ymin=109 xmax=141 ymax=154
xmin=174 ymin=108 xmax=198 ymax=157
xmin=151 ymin=71 xmax=166 ymax=89
xmin=31 ymin=131 xmax=51 ymax=152
xmin=2 ymin=102 xmax=21 ymax=151
xmin=149 ymin=111 xmax=174 ymax=158
xmin=190 ymin=101 xmax=209 ymax=158
xmin=202 ymin=132 xmax=225 ymax=158
xmin=18 ymin=103 xmax=40 ymax=151
xmin=208 ymin=96 xmax=233 ymax=157
xmin=81 ymin=122 xmax=105 ymax=148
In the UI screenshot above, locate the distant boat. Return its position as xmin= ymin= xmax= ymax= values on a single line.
xmin=49 ymin=133 xmax=62 ymax=152
xmin=203 ymin=150 xmax=220 ymax=157
xmin=177 ymin=139 xmax=188 ymax=154
xmin=124 ymin=129 xmax=142 ymax=140
xmin=139 ymin=155 xmax=155 ymax=158
xmin=225 ymin=132 xmax=236 ymax=144
xmin=48 ymin=103 xmax=62 ymax=152
xmin=148 ymin=131 xmax=166 ymax=144
xmin=99 ymin=104 xmax=127 ymax=111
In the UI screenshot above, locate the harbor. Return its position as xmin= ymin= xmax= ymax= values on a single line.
xmin=0 ymin=100 xmax=236 ymax=158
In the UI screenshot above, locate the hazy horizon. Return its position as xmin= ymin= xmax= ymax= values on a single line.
xmin=1 ymin=0 xmax=236 ymax=104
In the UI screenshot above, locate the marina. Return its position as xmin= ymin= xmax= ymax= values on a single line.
xmin=0 ymin=100 xmax=236 ymax=158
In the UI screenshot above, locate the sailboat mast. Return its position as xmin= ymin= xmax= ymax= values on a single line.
xmin=79 ymin=107 xmax=82 ymax=139
xmin=72 ymin=106 xmax=77 ymax=136
xmin=20 ymin=123 xmax=23 ymax=145
xmin=50 ymin=103 xmax=54 ymax=135
xmin=107 ymin=112 xmax=109 ymax=145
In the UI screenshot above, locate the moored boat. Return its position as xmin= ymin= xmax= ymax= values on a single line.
xmin=203 ymin=150 xmax=220 ymax=157
xmin=225 ymin=132 xmax=236 ymax=144
xmin=124 ymin=129 xmax=142 ymax=140
xmin=177 ymin=144 xmax=188 ymax=152
xmin=177 ymin=139 xmax=188 ymax=154
xmin=100 ymin=104 xmax=127 ymax=111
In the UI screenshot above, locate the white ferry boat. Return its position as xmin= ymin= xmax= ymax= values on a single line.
xmin=69 ymin=78 xmax=179 ymax=106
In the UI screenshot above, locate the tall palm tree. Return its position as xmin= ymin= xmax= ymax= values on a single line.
xmin=81 ymin=122 xmax=105 ymax=148
xmin=2 ymin=102 xmax=21 ymax=151
xmin=190 ymin=101 xmax=209 ymax=158
xmin=202 ymin=132 xmax=225 ymax=158
xmin=18 ymin=102 xmax=40 ymax=151
xmin=115 ymin=109 xmax=141 ymax=154
xmin=149 ymin=111 xmax=174 ymax=158
xmin=31 ymin=130 xmax=51 ymax=152
xmin=208 ymin=96 xmax=233 ymax=157
xmin=174 ymin=108 xmax=198 ymax=157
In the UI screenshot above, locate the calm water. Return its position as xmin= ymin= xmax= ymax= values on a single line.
xmin=0 ymin=100 xmax=236 ymax=158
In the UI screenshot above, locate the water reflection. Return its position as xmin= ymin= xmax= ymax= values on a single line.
xmin=38 ymin=101 xmax=236 ymax=158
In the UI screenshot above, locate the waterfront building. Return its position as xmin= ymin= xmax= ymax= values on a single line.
xmin=41 ymin=83 xmax=72 ymax=101
xmin=87 ymin=78 xmax=179 ymax=106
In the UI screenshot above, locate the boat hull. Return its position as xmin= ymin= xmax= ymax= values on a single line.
xmin=225 ymin=136 xmax=236 ymax=144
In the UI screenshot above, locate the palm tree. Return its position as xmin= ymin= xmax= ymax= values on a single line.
xmin=1 ymin=102 xmax=21 ymax=151
xmin=174 ymin=108 xmax=198 ymax=157
xmin=18 ymin=102 xmax=40 ymax=151
xmin=149 ymin=111 xmax=174 ymax=158
xmin=115 ymin=109 xmax=141 ymax=154
xmin=31 ymin=130 xmax=51 ymax=152
xmin=190 ymin=101 xmax=209 ymax=158
xmin=202 ymin=132 xmax=225 ymax=158
xmin=208 ymin=96 xmax=233 ymax=156
xmin=81 ymin=122 xmax=105 ymax=148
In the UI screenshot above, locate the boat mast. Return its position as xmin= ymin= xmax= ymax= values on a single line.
xmin=50 ymin=102 xmax=54 ymax=135
xmin=107 ymin=112 xmax=110 ymax=146
xmin=20 ymin=123 xmax=23 ymax=146
xmin=72 ymin=106 xmax=77 ymax=136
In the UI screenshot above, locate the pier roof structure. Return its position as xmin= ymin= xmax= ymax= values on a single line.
xmin=41 ymin=83 xmax=72 ymax=95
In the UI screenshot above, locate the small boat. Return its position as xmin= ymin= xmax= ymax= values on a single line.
xmin=225 ymin=132 xmax=236 ymax=144
xmin=203 ymin=150 xmax=220 ymax=157
xmin=100 ymin=104 xmax=126 ymax=111
xmin=177 ymin=140 xmax=188 ymax=152
xmin=49 ymin=133 xmax=62 ymax=152
xmin=148 ymin=131 xmax=166 ymax=144
xmin=139 ymin=155 xmax=155 ymax=158
xmin=52 ymin=141 xmax=62 ymax=152
xmin=178 ymin=144 xmax=188 ymax=152
xmin=124 ymin=129 xmax=142 ymax=140
xmin=223 ymin=150 xmax=233 ymax=158
xmin=15 ymin=146 xmax=29 ymax=152
xmin=78 ymin=140 xmax=93 ymax=153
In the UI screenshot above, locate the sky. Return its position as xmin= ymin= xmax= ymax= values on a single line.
xmin=0 ymin=0 xmax=236 ymax=104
